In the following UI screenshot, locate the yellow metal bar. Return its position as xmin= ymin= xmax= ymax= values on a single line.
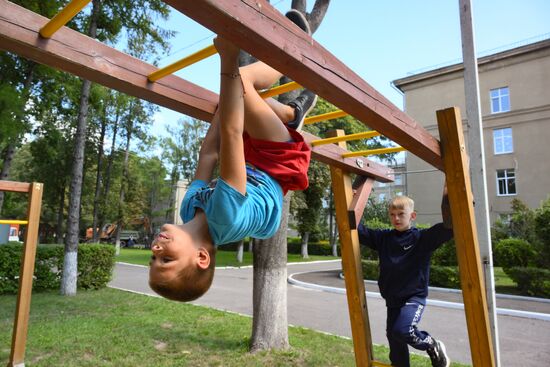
xmin=372 ymin=361 xmax=392 ymax=367
xmin=39 ymin=0 xmax=91 ymax=38
xmin=311 ymin=131 xmax=381 ymax=147
xmin=342 ymin=146 xmax=406 ymax=158
xmin=148 ymin=44 xmax=218 ymax=82
xmin=0 ymin=220 xmax=28 ymax=225
xmin=304 ymin=109 xmax=349 ymax=125
xmin=259 ymin=81 xmax=301 ymax=98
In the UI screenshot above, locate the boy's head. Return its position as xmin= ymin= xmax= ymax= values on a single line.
xmin=148 ymin=224 xmax=216 ymax=302
xmin=388 ymin=195 xmax=416 ymax=232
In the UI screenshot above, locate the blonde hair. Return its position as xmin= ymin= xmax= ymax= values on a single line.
xmin=149 ymin=246 xmax=217 ymax=302
xmin=388 ymin=195 xmax=415 ymax=212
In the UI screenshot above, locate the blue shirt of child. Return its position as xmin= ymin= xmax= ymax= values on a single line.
xmin=358 ymin=223 xmax=453 ymax=307
xmin=180 ymin=166 xmax=283 ymax=245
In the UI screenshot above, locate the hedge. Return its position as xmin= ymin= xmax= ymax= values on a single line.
xmin=218 ymin=238 xmax=342 ymax=256
xmin=505 ymin=267 xmax=550 ymax=298
xmin=0 ymin=243 xmax=115 ymax=294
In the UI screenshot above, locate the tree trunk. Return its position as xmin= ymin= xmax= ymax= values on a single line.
xmin=329 ymin=191 xmax=338 ymax=256
xmin=115 ymin=118 xmax=132 ymax=255
xmin=56 ymin=184 xmax=65 ymax=244
xmin=92 ymin=110 xmax=107 ymax=242
xmin=236 ymin=240 xmax=244 ymax=263
xmin=301 ymin=231 xmax=310 ymax=259
xmin=249 ymin=1 xmax=330 ymax=351
xmin=0 ymin=143 xmax=16 ymax=214
xmin=250 ymin=194 xmax=291 ymax=352
xmin=61 ymin=0 xmax=100 ymax=296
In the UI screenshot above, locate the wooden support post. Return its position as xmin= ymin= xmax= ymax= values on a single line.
xmin=9 ymin=182 xmax=43 ymax=367
xmin=328 ymin=130 xmax=373 ymax=367
xmin=436 ymin=108 xmax=495 ymax=367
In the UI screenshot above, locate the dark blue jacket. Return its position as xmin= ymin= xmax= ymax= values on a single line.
xmin=357 ymin=223 xmax=453 ymax=307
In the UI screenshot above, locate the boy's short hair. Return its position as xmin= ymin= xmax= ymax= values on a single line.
xmin=149 ymin=247 xmax=217 ymax=302
xmin=388 ymin=195 xmax=415 ymax=212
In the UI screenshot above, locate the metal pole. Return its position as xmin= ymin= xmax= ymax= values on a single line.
xmin=458 ymin=1 xmax=501 ymax=364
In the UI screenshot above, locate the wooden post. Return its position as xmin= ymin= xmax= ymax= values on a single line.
xmin=436 ymin=108 xmax=495 ymax=367
xmin=9 ymin=182 xmax=43 ymax=367
xmin=328 ymin=130 xmax=373 ymax=367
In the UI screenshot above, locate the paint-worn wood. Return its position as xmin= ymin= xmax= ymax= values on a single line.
xmin=437 ymin=107 xmax=495 ymax=367
xmin=348 ymin=176 xmax=375 ymax=230
xmin=167 ymin=0 xmax=444 ymax=170
xmin=0 ymin=0 xmax=217 ymax=121
xmin=0 ymin=180 xmax=31 ymax=193
xmin=0 ymin=0 xmax=393 ymax=181
xmin=9 ymin=182 xmax=43 ymax=367
xmin=328 ymin=130 xmax=373 ymax=367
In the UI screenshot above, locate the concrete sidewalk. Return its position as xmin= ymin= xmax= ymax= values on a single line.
xmin=110 ymin=260 xmax=550 ymax=366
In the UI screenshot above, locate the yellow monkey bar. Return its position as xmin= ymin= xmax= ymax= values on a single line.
xmin=0 ymin=220 xmax=29 ymax=225
xmin=304 ymin=109 xmax=349 ymax=125
xmin=39 ymin=0 xmax=91 ymax=38
xmin=148 ymin=44 xmax=218 ymax=82
xmin=311 ymin=130 xmax=381 ymax=147
xmin=259 ymin=81 xmax=301 ymax=98
xmin=342 ymin=146 xmax=406 ymax=158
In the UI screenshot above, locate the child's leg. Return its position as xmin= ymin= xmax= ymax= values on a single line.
xmin=240 ymin=61 xmax=293 ymax=143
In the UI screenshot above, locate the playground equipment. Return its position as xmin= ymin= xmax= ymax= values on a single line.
xmin=0 ymin=1 xmax=496 ymax=366
xmin=0 ymin=180 xmax=43 ymax=367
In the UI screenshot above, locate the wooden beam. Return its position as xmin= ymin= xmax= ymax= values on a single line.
xmin=0 ymin=180 xmax=31 ymax=193
xmin=9 ymin=182 xmax=43 ymax=367
xmin=348 ymin=176 xmax=374 ymax=230
xmin=0 ymin=0 xmax=394 ymax=181
xmin=167 ymin=0 xmax=444 ymax=170
xmin=437 ymin=107 xmax=495 ymax=367
xmin=328 ymin=130 xmax=374 ymax=367
xmin=0 ymin=0 xmax=217 ymax=122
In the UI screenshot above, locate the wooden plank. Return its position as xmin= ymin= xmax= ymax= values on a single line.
xmin=328 ymin=130 xmax=373 ymax=367
xmin=348 ymin=176 xmax=374 ymax=230
xmin=436 ymin=107 xmax=495 ymax=367
xmin=167 ymin=0 xmax=444 ymax=170
xmin=0 ymin=180 xmax=31 ymax=193
xmin=0 ymin=0 xmax=394 ymax=180
xmin=9 ymin=182 xmax=43 ymax=367
xmin=0 ymin=0 xmax=217 ymax=122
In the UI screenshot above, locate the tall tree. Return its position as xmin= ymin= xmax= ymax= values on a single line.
xmin=250 ymin=0 xmax=331 ymax=352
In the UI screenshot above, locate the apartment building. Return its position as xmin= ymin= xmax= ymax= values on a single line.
xmin=393 ymin=38 xmax=550 ymax=225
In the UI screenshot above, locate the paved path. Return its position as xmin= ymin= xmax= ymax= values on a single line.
xmin=110 ymin=260 xmax=550 ymax=366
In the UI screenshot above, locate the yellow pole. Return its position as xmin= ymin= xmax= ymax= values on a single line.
xmin=304 ymin=109 xmax=349 ymax=125
xmin=0 ymin=220 xmax=29 ymax=225
xmin=259 ymin=81 xmax=301 ymax=98
xmin=342 ymin=146 xmax=406 ymax=158
xmin=148 ymin=44 xmax=218 ymax=82
xmin=39 ymin=0 xmax=91 ymax=38
xmin=311 ymin=131 xmax=381 ymax=147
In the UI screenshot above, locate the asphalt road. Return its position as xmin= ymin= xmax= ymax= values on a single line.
xmin=109 ymin=260 xmax=550 ymax=366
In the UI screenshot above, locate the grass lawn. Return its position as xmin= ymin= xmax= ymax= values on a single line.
xmin=0 ymin=289 xmax=469 ymax=367
xmin=117 ymin=248 xmax=340 ymax=267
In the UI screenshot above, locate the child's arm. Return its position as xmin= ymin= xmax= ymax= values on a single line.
xmin=215 ymin=37 xmax=247 ymax=195
xmin=441 ymin=181 xmax=453 ymax=229
xmin=193 ymin=115 xmax=220 ymax=182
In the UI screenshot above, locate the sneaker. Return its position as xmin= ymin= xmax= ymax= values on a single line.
xmin=427 ymin=340 xmax=450 ymax=367
xmin=287 ymin=89 xmax=317 ymax=131
xmin=285 ymin=9 xmax=311 ymax=35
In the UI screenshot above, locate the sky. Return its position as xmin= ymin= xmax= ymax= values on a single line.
xmin=152 ymin=0 xmax=550 ymax=136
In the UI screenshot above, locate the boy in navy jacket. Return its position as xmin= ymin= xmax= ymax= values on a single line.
xmin=358 ymin=186 xmax=453 ymax=367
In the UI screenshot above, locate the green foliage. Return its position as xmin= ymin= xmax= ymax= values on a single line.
xmin=431 ymin=239 xmax=458 ymax=266
xmin=363 ymin=198 xmax=391 ymax=225
xmin=493 ymin=238 xmax=536 ymax=269
xmin=534 ymin=197 xmax=550 ymax=267
xmin=361 ymin=260 xmax=379 ymax=280
xmin=506 ymin=267 xmax=550 ymax=298
xmin=430 ymin=266 xmax=460 ymax=288
xmin=0 ymin=243 xmax=115 ymax=294
xmin=492 ymin=199 xmax=538 ymax=245
xmin=288 ymin=240 xmax=340 ymax=256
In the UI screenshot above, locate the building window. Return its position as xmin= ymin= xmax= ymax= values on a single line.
xmin=394 ymin=174 xmax=403 ymax=185
xmin=493 ymin=127 xmax=513 ymax=154
xmin=490 ymin=87 xmax=510 ymax=114
xmin=496 ymin=169 xmax=516 ymax=196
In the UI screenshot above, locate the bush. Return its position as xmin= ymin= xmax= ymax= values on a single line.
xmin=361 ymin=260 xmax=379 ymax=280
xmin=288 ymin=241 xmax=340 ymax=256
xmin=430 ymin=265 xmax=460 ymax=288
xmin=493 ymin=238 xmax=536 ymax=268
xmin=431 ymin=239 xmax=457 ymax=266
xmin=0 ymin=243 xmax=115 ymax=294
xmin=506 ymin=267 xmax=550 ymax=298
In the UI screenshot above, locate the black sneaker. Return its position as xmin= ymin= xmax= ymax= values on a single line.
xmin=285 ymin=9 xmax=311 ymax=35
xmin=287 ymin=89 xmax=317 ymax=131
xmin=427 ymin=340 xmax=450 ymax=367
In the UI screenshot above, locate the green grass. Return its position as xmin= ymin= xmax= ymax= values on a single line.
xmin=117 ymin=248 xmax=340 ymax=267
xmin=0 ymin=289 xmax=469 ymax=366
